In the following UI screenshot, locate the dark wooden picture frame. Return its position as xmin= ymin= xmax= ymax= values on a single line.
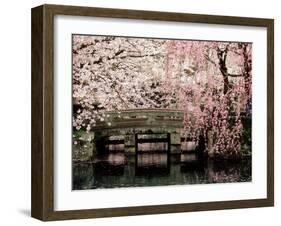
xmin=31 ymin=4 xmax=274 ymax=221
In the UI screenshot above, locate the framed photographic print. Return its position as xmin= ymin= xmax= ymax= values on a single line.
xmin=31 ymin=4 xmax=274 ymax=221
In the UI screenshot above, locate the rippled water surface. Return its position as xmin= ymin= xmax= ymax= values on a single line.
xmin=73 ymin=153 xmax=251 ymax=190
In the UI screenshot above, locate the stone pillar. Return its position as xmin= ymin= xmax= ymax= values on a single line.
xmin=124 ymin=134 xmax=135 ymax=154
xmin=170 ymin=130 xmax=181 ymax=154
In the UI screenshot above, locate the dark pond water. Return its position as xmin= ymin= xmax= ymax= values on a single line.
xmin=73 ymin=153 xmax=251 ymax=190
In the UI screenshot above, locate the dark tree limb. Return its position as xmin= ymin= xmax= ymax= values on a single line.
xmin=228 ymin=73 xmax=244 ymax=77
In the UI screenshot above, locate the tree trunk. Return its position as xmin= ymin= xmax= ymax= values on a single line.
xmin=223 ymin=74 xmax=229 ymax=95
xmin=217 ymin=47 xmax=229 ymax=95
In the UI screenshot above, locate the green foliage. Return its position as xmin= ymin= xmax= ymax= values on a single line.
xmin=73 ymin=130 xmax=95 ymax=162
xmin=73 ymin=129 xmax=84 ymax=140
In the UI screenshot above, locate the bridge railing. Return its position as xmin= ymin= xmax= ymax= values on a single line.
xmin=93 ymin=108 xmax=184 ymax=131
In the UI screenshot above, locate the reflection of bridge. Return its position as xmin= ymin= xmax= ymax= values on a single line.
xmin=90 ymin=153 xmax=206 ymax=181
xmin=92 ymin=109 xmax=198 ymax=155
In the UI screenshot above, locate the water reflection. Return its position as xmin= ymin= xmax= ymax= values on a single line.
xmin=73 ymin=153 xmax=251 ymax=190
xmin=136 ymin=153 xmax=170 ymax=176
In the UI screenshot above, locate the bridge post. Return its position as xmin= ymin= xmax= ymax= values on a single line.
xmin=124 ymin=134 xmax=136 ymax=154
xmin=170 ymin=129 xmax=181 ymax=154
xmin=167 ymin=133 xmax=171 ymax=154
xmin=135 ymin=134 xmax=138 ymax=153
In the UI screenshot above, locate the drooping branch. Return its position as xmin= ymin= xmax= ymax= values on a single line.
xmin=241 ymin=43 xmax=252 ymax=99
xmin=204 ymin=54 xmax=217 ymax=66
xmin=118 ymin=53 xmax=161 ymax=59
xmin=114 ymin=88 xmax=130 ymax=109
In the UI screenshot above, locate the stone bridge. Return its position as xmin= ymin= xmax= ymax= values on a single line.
xmin=92 ymin=109 xmax=198 ymax=155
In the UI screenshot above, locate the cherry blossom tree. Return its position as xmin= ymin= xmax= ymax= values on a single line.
xmin=73 ymin=35 xmax=169 ymax=131
xmin=165 ymin=40 xmax=252 ymax=156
